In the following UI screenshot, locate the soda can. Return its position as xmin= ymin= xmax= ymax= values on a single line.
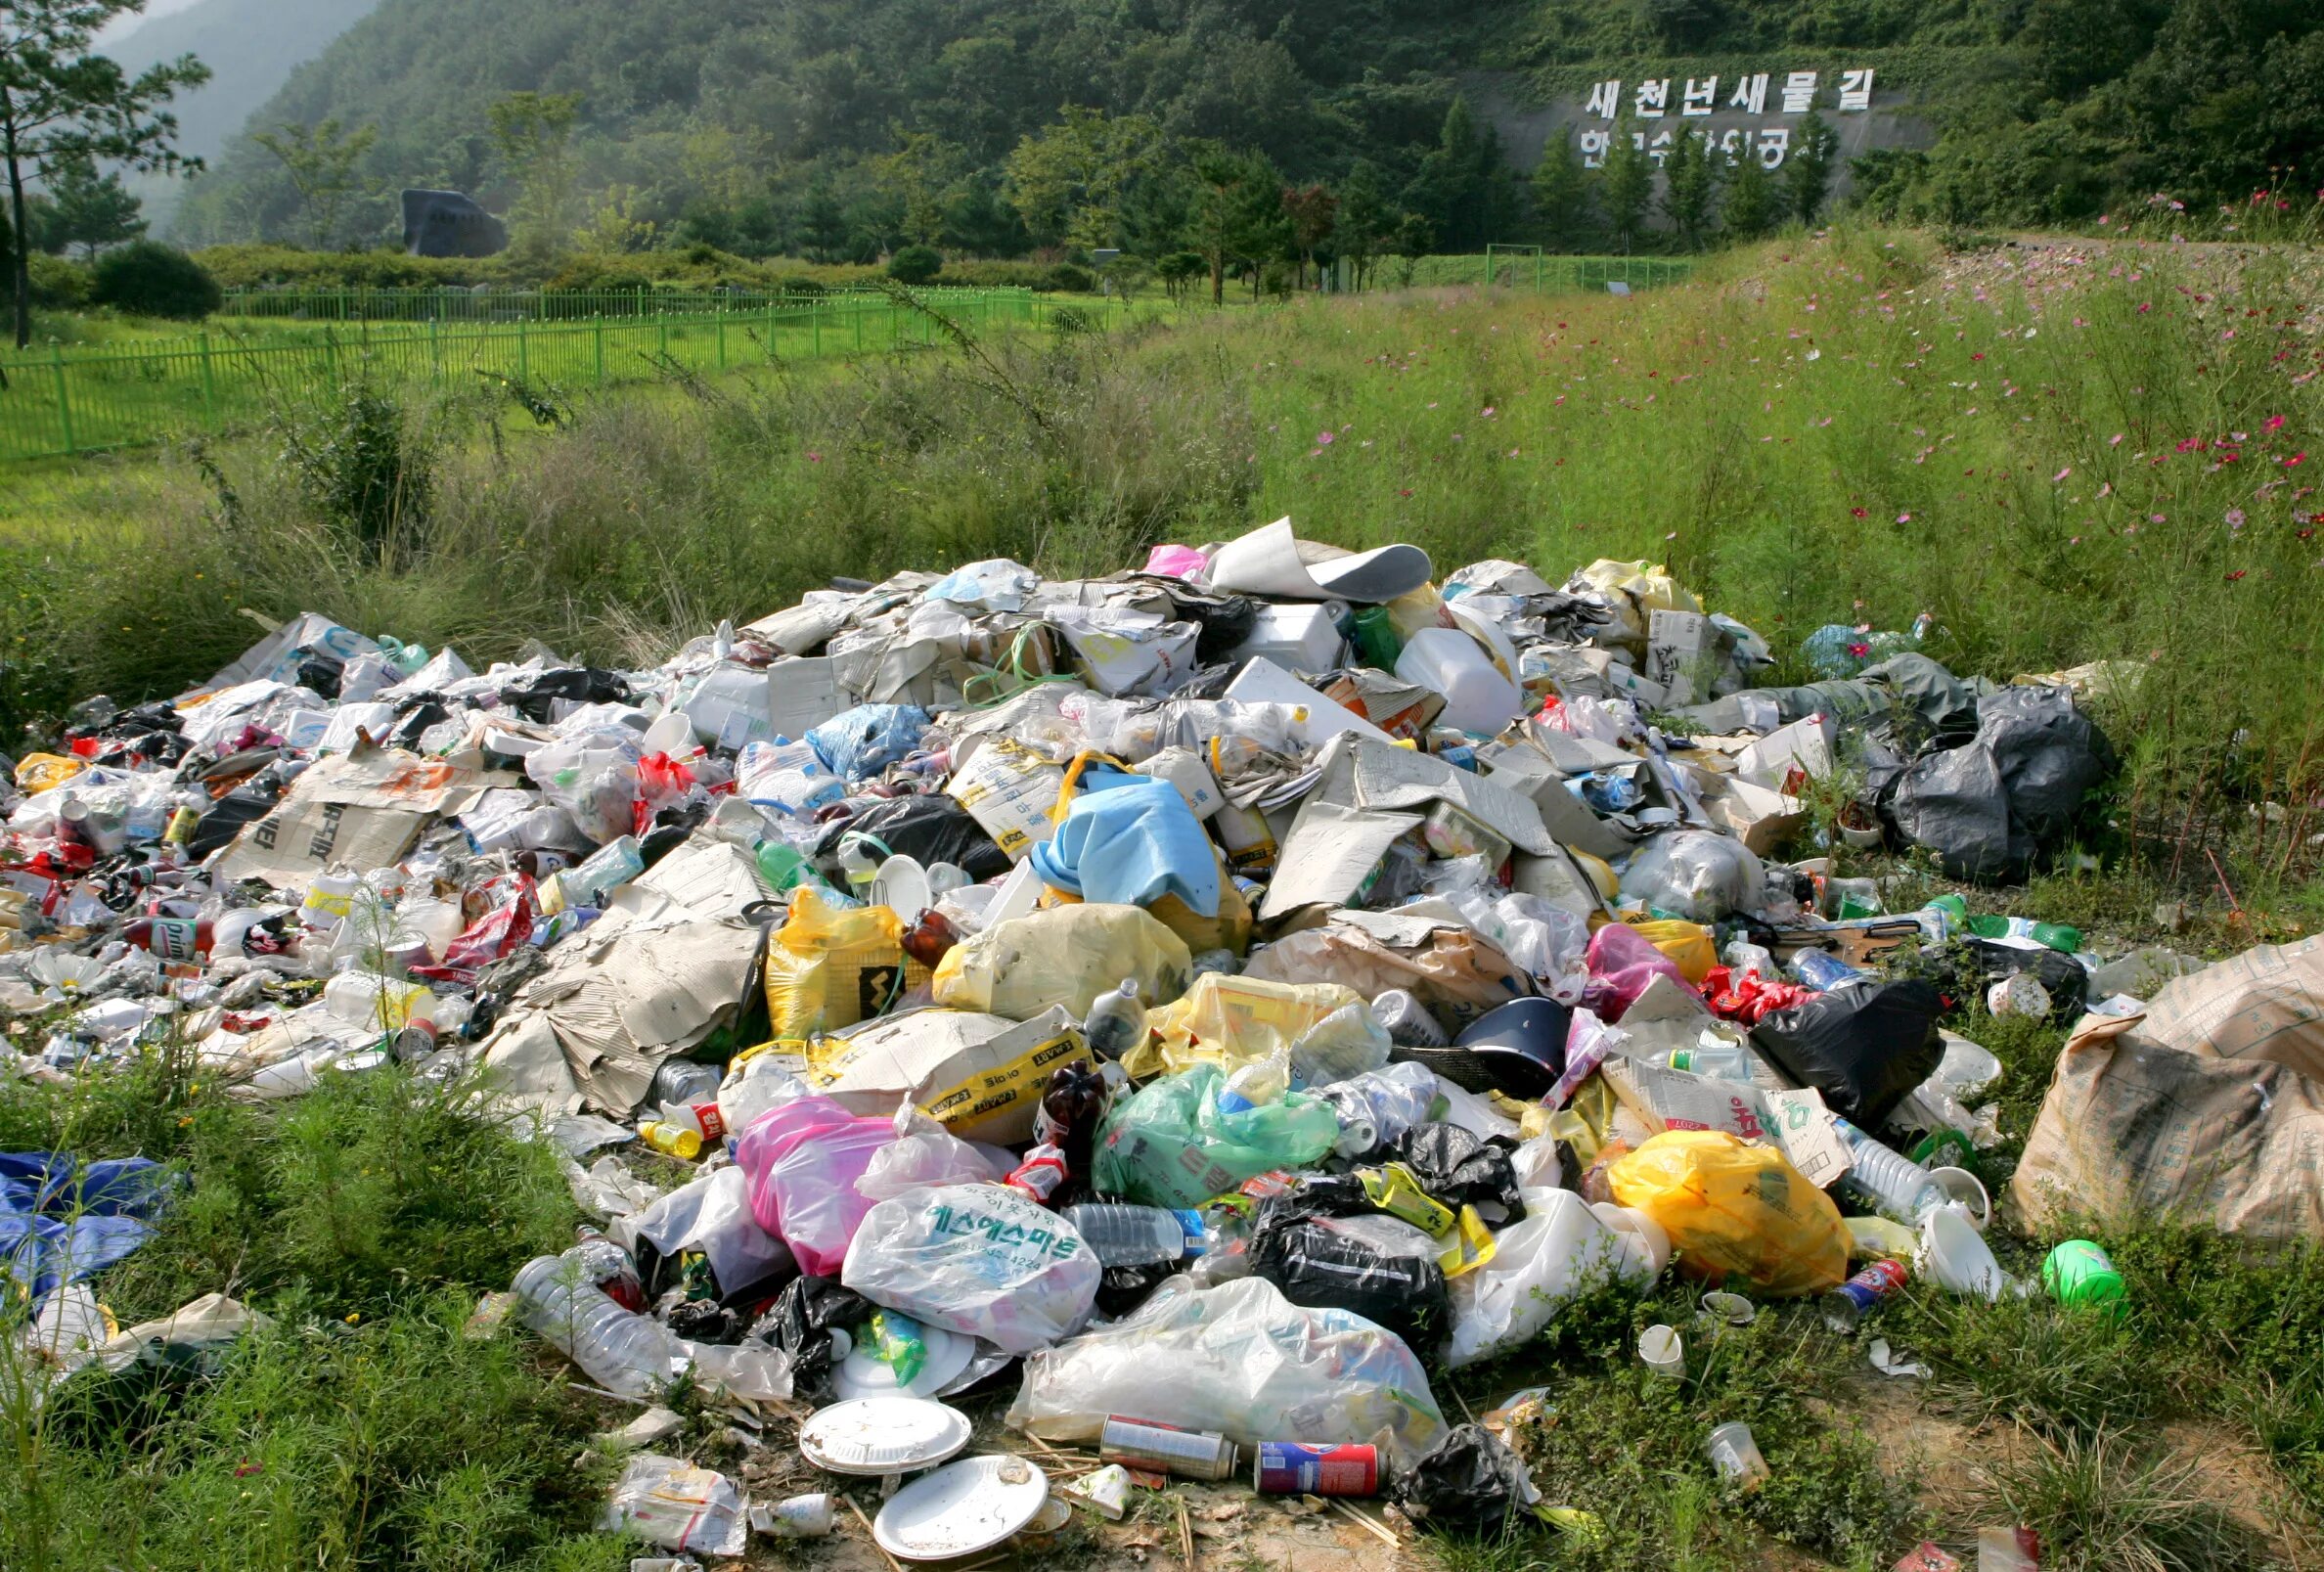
xmin=1821 ymin=1258 xmax=1909 ymax=1332
xmin=1254 ymin=1441 xmax=1379 ymax=1497
xmin=1099 ymin=1416 xmax=1239 ymax=1480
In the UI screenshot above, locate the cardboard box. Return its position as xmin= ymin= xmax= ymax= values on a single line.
xmin=809 ymin=1006 xmax=1085 ymax=1144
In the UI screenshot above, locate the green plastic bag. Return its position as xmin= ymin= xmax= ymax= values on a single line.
xmin=1094 ymin=1064 xmax=1341 ymax=1208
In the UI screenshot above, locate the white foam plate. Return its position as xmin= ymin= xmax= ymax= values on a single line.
xmin=797 ymin=1397 xmax=972 ymax=1477
xmin=871 ymin=853 xmax=933 ymax=924
xmin=831 ymin=1323 xmax=975 ymax=1401
xmin=874 ymin=1455 xmax=1050 ymax=1562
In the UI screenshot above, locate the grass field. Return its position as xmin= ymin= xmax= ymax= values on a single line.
xmin=3 ymin=226 xmax=2323 ymax=1569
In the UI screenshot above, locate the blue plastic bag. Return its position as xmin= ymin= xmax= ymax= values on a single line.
xmin=1030 ymin=775 xmax=1220 ymax=917
xmin=808 ymin=704 xmax=931 ymax=784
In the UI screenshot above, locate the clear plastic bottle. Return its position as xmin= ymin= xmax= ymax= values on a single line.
xmin=1082 ymin=978 xmax=1149 ymax=1059
xmin=1830 ymin=1117 xmax=1949 ymax=1223
xmin=1667 ymin=1043 xmax=1755 ymax=1083
xmin=1063 ymin=1204 xmax=1203 ymax=1268
xmin=1721 ymin=939 xmax=1779 ymax=980
xmin=513 ymin=1254 xmax=685 ymax=1400
xmin=1215 ymin=1053 xmax=1288 ymax=1114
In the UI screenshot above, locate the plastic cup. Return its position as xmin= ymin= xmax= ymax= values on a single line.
xmin=1704 ymin=1420 xmax=1769 ymax=1488
xmin=1919 ymin=1202 xmax=2007 ymax=1300
xmin=1638 ymin=1324 xmax=1684 ymax=1378
xmin=756 ymin=1492 xmax=835 ymax=1539
xmin=1925 ymin=1166 xmax=1991 ymax=1231
xmin=1697 ymin=1290 xmax=1757 ymax=1328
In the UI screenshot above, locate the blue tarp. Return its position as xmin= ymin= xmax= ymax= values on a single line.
xmin=1030 ymin=774 xmax=1222 ymax=917
xmin=0 ymin=1152 xmax=174 ymax=1309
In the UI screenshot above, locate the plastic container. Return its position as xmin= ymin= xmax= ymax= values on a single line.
xmin=639 ymin=1120 xmax=703 ymax=1160
xmin=322 ymin=970 xmax=434 ymax=1031
xmin=1230 ymin=604 xmax=1347 ymax=673
xmin=1919 ymin=1202 xmax=2008 ymax=1300
xmin=1082 ymin=978 xmax=1150 ymax=1060
xmin=1063 ymin=1204 xmax=1203 ymax=1268
xmin=1668 ymin=1043 xmax=1754 ymax=1082
xmin=395 ymin=897 xmax=467 ymax=962
xmin=1637 ymin=1324 xmax=1684 ymax=1378
xmin=1704 ymin=1420 xmax=1769 ymax=1488
xmin=1396 ymin=628 xmax=1525 ymax=736
xmin=2041 ymin=1239 xmax=2126 ymax=1314
xmin=1790 ymin=949 xmax=1870 ymax=992
xmin=513 ymin=1254 xmax=685 ymax=1400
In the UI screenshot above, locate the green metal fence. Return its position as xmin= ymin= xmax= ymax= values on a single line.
xmin=217 ymin=282 xmax=1025 ymax=323
xmin=1396 ymin=253 xmax=1696 ymax=291
xmin=0 ymin=291 xmax=1086 ymax=464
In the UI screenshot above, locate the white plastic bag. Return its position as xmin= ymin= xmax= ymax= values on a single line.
xmin=599 ymin=1453 xmax=748 ymax=1556
xmin=1006 ymin=1276 xmax=1448 ymax=1465
xmin=624 ymin=1167 xmax=794 ymax=1296
xmin=1445 ymin=1190 xmax=1664 ymax=1369
xmin=1617 ymin=831 xmax=1766 ymax=921
xmin=841 ymin=1185 xmax=1100 ymax=1355
xmin=855 ymin=1107 xmax=1007 ymax=1202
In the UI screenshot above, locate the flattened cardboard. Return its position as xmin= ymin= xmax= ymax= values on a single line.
xmin=218 ymin=748 xmax=511 ymax=888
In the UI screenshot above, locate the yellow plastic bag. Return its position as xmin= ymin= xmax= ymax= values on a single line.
xmin=933 ymin=903 xmax=1190 ymax=1022
xmin=15 ymin=753 xmax=85 ymax=793
xmin=762 ymin=887 xmax=918 ymax=1038
xmin=1625 ymin=918 xmax=1718 ymax=985
xmin=1607 ymin=1130 xmax=1848 ymax=1297
xmin=1134 ymin=972 xmax=1365 ymax=1081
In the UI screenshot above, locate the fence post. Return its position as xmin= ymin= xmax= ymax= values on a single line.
xmin=517 ymin=317 xmax=528 ymax=381
xmin=51 ymin=347 xmax=76 ymax=457
xmin=658 ymin=318 xmax=669 ymax=361
xmin=429 ymin=316 xmax=441 ymax=376
xmin=856 ymin=303 xmax=865 ymax=353
xmin=717 ymin=313 xmax=727 ymax=372
xmin=595 ymin=317 xmax=606 ymax=383
xmin=198 ymin=332 xmax=217 ymax=428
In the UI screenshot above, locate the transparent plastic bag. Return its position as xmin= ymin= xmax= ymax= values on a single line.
xmin=855 ymin=1106 xmax=1006 ymax=1202
xmin=1445 ymin=1190 xmax=1662 ymax=1369
xmin=1285 ymin=1003 xmax=1393 ymax=1088
xmin=841 ymin=1184 xmax=1100 ymax=1354
xmin=1092 ymin=1064 xmax=1341 ymax=1208
xmin=1617 ymin=831 xmax=1766 ymax=922
xmin=1006 ymin=1276 xmax=1447 ymax=1465
xmin=599 ymin=1453 xmax=747 ymax=1557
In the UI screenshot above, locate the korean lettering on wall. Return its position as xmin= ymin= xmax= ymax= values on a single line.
xmin=1577 ymin=68 xmax=1874 ymax=170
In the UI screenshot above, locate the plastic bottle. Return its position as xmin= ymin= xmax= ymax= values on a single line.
xmin=1371 ymin=989 xmax=1450 ymax=1047
xmin=1721 ymin=939 xmax=1779 ymax=980
xmin=737 ymin=739 xmax=842 ymax=817
xmin=119 ymin=914 xmax=213 ymax=961
xmin=1082 ymin=978 xmax=1149 ymax=1059
xmin=1790 ymin=949 xmax=1870 ymax=992
xmin=754 ymin=838 xmax=813 ymax=892
xmin=639 ymin=1120 xmax=703 ymax=1160
xmin=323 ymin=970 xmax=435 ymax=1030
xmin=1063 ymin=1204 xmax=1204 ymax=1268
xmin=569 ymin=1227 xmax=648 ymax=1312
xmin=1965 ymin=914 xmax=2081 ymax=953
xmin=1033 ymin=1061 xmax=1107 ymax=1178
xmin=1667 ymin=1043 xmax=1755 ymax=1082
xmin=1215 ymin=1053 xmax=1288 ymax=1114
xmin=1005 ymin=1145 xmax=1068 ymax=1203
xmin=1830 ymin=1117 xmax=1950 ymax=1223
xmin=655 ymin=1100 xmax=730 ymax=1145
xmin=567 ymin=833 xmax=646 ymax=907
xmin=512 ymin=1254 xmax=684 ymax=1400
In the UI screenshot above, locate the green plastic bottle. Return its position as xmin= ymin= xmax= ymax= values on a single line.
xmin=1351 ymin=606 xmax=1404 ymax=670
xmin=754 ymin=839 xmax=812 ymax=892
xmin=1964 ymin=914 xmax=2081 ymax=953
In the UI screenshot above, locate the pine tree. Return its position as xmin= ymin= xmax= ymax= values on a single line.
xmin=1408 ymin=94 xmax=1487 ymax=249
xmin=1783 ymin=111 xmax=1840 ymax=225
xmin=37 ymin=150 xmax=146 ymax=260
xmin=1531 ymin=126 xmax=1594 ymax=250
xmin=1660 ymin=124 xmax=1719 ymax=250
xmin=1721 ymin=139 xmax=1775 ymax=241
xmin=1597 ymin=115 xmax=1654 ymax=252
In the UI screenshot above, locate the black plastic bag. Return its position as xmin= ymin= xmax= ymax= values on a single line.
xmin=746 ymin=1275 xmax=870 ymax=1404
xmin=1749 ymin=979 xmax=1945 ymax=1127
xmin=1391 ymin=1123 xmax=1526 ymax=1221
xmin=1250 ymin=1214 xmax=1449 ymax=1355
xmin=499 ymin=666 xmax=632 ymax=723
xmin=1893 ymin=687 xmax=2110 ymax=882
xmin=1962 ymin=937 xmax=2086 ymax=1026
xmin=1391 ymin=1423 xmax=1537 ymax=1530
xmin=813 ymin=793 xmax=1010 ymax=882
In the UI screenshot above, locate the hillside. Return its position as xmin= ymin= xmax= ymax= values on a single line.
xmin=104 ymin=0 xmax=380 ymax=230
xmin=166 ymin=0 xmax=2324 ymax=251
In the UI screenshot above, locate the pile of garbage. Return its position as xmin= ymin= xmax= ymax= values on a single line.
xmin=8 ymin=515 xmax=2319 ymax=1561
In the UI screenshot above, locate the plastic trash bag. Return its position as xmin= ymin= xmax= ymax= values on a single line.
xmin=1251 ymin=1212 xmax=1451 ymax=1355
xmin=1624 ymin=919 xmax=1719 ymax=985
xmin=841 ymin=1184 xmax=1099 ymax=1354
xmin=1392 ymin=1423 xmax=1541 ymax=1531
xmin=732 ymin=1097 xmax=894 ymax=1278
xmin=762 ymin=887 xmax=914 ymax=1038
xmin=1030 ymin=775 xmax=1221 ymax=916
xmin=1583 ymin=921 xmax=1689 ymax=1024
xmin=1136 ymin=972 xmax=1367 ymax=1081
xmin=1618 ymin=831 xmax=1765 ymax=922
xmin=1285 ymin=1004 xmax=1395 ymax=1089
xmin=1316 ymin=1061 xmax=1441 ymax=1153
xmin=1392 ymin=1123 xmax=1526 ymax=1219
xmin=934 ymin=904 xmax=1192 ymax=1021
xmin=1093 ymin=1064 xmax=1341 ymax=1208
xmin=1006 ymin=1276 xmax=1447 ymax=1465
xmin=813 ymin=793 xmax=1011 ymax=884
xmin=626 ymin=1166 xmax=794 ymax=1299
xmin=1607 ymin=1130 xmax=1849 ymax=1297
xmin=1749 ymin=979 xmax=1945 ymax=1128
xmin=749 ymin=1275 xmax=870 ymax=1403
xmin=1446 ymin=1190 xmax=1662 ymax=1369
xmin=600 ymin=1453 xmax=748 ymax=1557
xmin=855 ymin=1106 xmax=1007 ymax=1202
xmin=808 ymin=703 xmax=931 ymax=783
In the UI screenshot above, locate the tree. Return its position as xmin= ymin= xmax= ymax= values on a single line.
xmin=1004 ymin=106 xmax=1162 ymax=251
xmin=1721 ymin=139 xmax=1777 ymax=240
xmin=1597 ymin=115 xmax=1654 ymax=252
xmin=1390 ymin=210 xmax=1434 ymax=288
xmin=1186 ymin=143 xmax=1279 ymax=305
xmin=91 ymin=240 xmax=217 ymax=318
xmin=875 ymin=130 xmax=959 ymax=246
xmin=1783 ymin=111 xmax=1840 ymax=225
xmin=1531 ymin=126 xmax=1594 ymax=250
xmin=1407 ymin=94 xmax=1516 ymax=251
xmin=36 ymin=150 xmax=144 ymax=260
xmin=1336 ymin=160 xmax=1391 ymax=291
xmin=1156 ymin=249 xmax=1204 ymax=302
xmin=798 ymin=176 xmax=848 ymax=263
xmin=1279 ymin=182 xmax=1337 ymax=289
xmin=487 ymin=91 xmax=583 ymax=263
xmin=1660 ymin=124 xmax=1719 ymax=250
xmin=887 ymin=243 xmax=942 ymax=284
xmin=2 ymin=0 xmax=209 ymax=348
xmin=251 ymin=117 xmax=378 ymax=249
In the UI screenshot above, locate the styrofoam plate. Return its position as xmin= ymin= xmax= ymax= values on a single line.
xmin=797 ymin=1397 xmax=972 ymax=1477
xmin=873 ymin=1455 xmax=1050 ymax=1562
xmin=831 ymin=1323 xmax=975 ymax=1401
xmin=872 ymin=854 xmax=933 ymax=924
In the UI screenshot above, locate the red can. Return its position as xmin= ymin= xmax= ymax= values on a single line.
xmin=1254 ymin=1442 xmax=1379 ymax=1497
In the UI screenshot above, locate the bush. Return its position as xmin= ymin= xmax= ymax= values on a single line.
xmin=1041 ymin=262 xmax=1095 ymax=293
xmin=887 ymin=244 xmax=943 ymax=285
xmin=26 ymin=251 xmax=93 ymax=309
xmin=90 ymin=242 xmax=222 ymax=320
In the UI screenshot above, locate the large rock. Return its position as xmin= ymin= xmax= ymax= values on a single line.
xmin=400 ymin=189 xmax=506 ymax=258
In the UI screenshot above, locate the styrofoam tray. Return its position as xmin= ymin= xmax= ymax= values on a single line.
xmin=831 ymin=1323 xmax=975 ymax=1401
xmin=873 ymin=1454 xmax=1050 ymax=1562
xmin=797 ymin=1397 xmax=971 ymax=1477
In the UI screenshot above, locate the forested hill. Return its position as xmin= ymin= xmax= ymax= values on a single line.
xmin=170 ymin=0 xmax=2324 ymax=251
xmin=106 ymin=0 xmax=380 ymax=168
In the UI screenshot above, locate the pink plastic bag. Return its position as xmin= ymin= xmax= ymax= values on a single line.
xmin=731 ymin=1096 xmax=894 ymax=1277
xmin=1142 ymin=544 xmax=1210 ymax=580
xmin=1584 ymin=921 xmax=1688 ymax=1024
